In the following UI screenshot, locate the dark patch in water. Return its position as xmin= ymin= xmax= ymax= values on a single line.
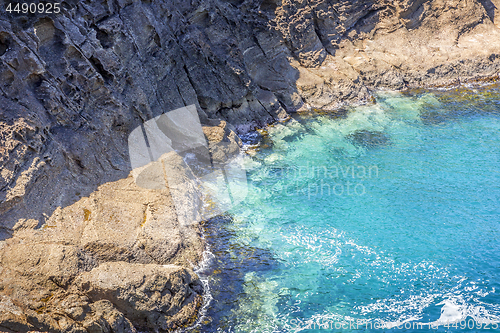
xmin=293 ymin=107 xmax=350 ymax=121
xmin=330 ymin=107 xmax=350 ymax=119
xmin=194 ymin=215 xmax=279 ymax=332
xmin=281 ymin=131 xmax=304 ymax=143
xmin=421 ymin=103 xmax=500 ymax=125
xmin=419 ymin=108 xmax=456 ymax=125
xmin=346 ymin=130 xmax=391 ymax=148
xmin=405 ymin=84 xmax=500 ymax=125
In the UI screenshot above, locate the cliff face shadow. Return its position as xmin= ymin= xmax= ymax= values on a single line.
xmin=0 ymin=0 xmax=302 ymax=240
xmin=480 ymin=0 xmax=497 ymax=23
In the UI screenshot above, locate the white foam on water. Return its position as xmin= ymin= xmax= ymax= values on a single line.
xmin=357 ymin=286 xmax=500 ymax=330
xmin=434 ymin=298 xmax=465 ymax=324
xmin=376 ymin=91 xmax=441 ymax=121
xmin=268 ymin=119 xmax=305 ymax=140
xmin=344 ymin=239 xmax=379 ymax=256
xmin=264 ymin=153 xmax=285 ymax=164
xmin=290 ymin=290 xmax=500 ymax=333
xmin=185 ymin=249 xmax=216 ymax=332
xmin=358 ymin=293 xmax=437 ymax=317
xmin=267 ymin=119 xmax=307 ymax=152
xmin=427 ymin=295 xmax=500 ymax=327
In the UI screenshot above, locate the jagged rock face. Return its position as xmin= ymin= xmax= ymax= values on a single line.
xmin=1 ymin=0 xmax=500 ymax=237
xmin=1 ymin=0 xmax=500 ymax=331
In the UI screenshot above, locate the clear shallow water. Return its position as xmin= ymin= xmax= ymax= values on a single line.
xmin=199 ymin=85 xmax=500 ymax=332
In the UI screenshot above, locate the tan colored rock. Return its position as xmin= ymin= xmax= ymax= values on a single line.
xmin=0 ymin=295 xmax=34 ymax=333
xmin=82 ymin=300 xmax=136 ymax=333
xmin=203 ymin=121 xmax=242 ymax=164
xmin=0 ymin=173 xmax=204 ymax=332
xmin=76 ymin=262 xmax=203 ymax=331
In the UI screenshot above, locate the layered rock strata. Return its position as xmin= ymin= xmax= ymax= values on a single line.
xmin=1 ymin=0 xmax=500 ymax=331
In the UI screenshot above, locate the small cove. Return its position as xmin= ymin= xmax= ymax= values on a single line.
xmin=198 ymin=84 xmax=500 ymax=332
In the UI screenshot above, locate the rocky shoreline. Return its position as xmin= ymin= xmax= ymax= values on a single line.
xmin=1 ymin=0 xmax=500 ymax=331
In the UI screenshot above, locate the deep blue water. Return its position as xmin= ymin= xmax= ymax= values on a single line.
xmin=200 ymin=85 xmax=500 ymax=332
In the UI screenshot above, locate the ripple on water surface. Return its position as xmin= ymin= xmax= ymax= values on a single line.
xmin=199 ymin=84 xmax=500 ymax=333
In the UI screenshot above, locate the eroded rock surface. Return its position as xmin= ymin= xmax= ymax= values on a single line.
xmin=0 ymin=174 xmax=204 ymax=332
xmin=1 ymin=0 xmax=500 ymax=331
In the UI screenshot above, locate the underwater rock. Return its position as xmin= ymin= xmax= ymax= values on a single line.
xmin=346 ymin=130 xmax=391 ymax=148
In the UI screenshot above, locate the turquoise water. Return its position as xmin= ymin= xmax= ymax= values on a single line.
xmin=200 ymin=85 xmax=500 ymax=332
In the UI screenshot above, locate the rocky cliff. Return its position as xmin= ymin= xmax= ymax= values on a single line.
xmin=1 ymin=0 xmax=499 ymax=331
